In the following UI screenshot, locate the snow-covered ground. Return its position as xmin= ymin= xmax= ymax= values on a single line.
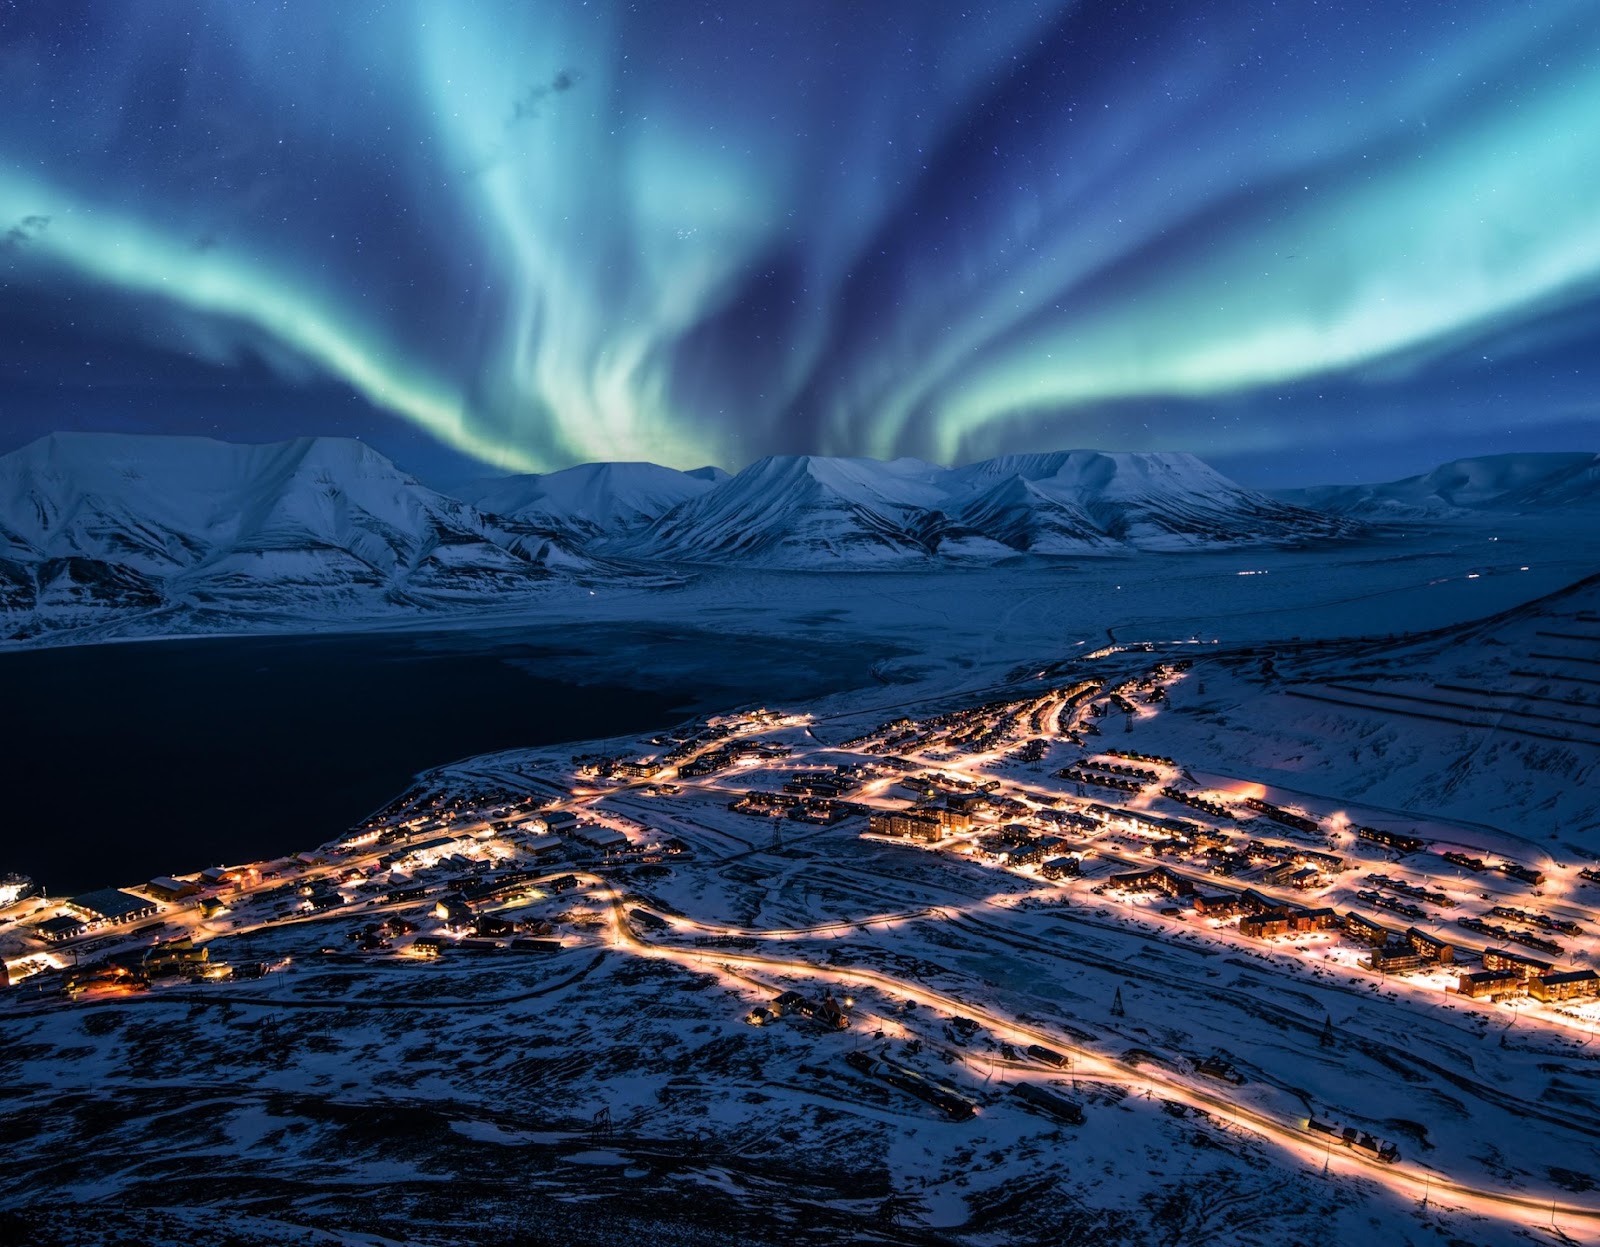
xmin=4 ymin=569 xmax=1600 ymax=1245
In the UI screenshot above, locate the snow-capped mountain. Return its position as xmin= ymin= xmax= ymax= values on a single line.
xmin=631 ymin=455 xmax=958 ymax=564
xmin=0 ymin=434 xmax=1378 ymax=642
xmin=631 ymin=450 xmax=1351 ymax=566
xmin=0 ymin=433 xmax=614 ymax=641
xmin=951 ymin=472 xmax=1114 ymax=554
xmin=454 ymin=461 xmax=728 ymax=543
xmin=942 ymin=450 xmax=1344 ymax=552
xmin=1277 ymin=452 xmax=1600 ymax=519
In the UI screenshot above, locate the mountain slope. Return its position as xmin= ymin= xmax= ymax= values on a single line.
xmin=0 ymin=434 xmax=1378 ymax=641
xmin=634 ymin=449 xmax=1350 ymax=566
xmin=630 ymin=455 xmax=953 ymax=565
xmin=945 ymin=450 xmax=1343 ymax=551
xmin=454 ymin=461 xmax=723 ymax=542
xmin=951 ymin=473 xmax=1112 ymax=553
xmin=1277 ymin=453 xmax=1600 ymax=519
xmin=0 ymin=433 xmax=608 ymax=641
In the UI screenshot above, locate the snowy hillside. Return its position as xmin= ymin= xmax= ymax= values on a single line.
xmin=944 ymin=450 xmax=1345 ymax=552
xmin=1134 ymin=571 xmax=1600 ymax=847
xmin=1278 ymin=452 xmax=1600 ymax=519
xmin=633 ymin=449 xmax=1351 ymax=566
xmin=631 ymin=454 xmax=959 ymax=564
xmin=0 ymin=433 xmax=618 ymax=642
xmin=454 ymin=461 xmax=727 ymax=543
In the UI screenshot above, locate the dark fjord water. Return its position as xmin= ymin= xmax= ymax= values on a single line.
xmin=1 ymin=624 xmax=883 ymax=895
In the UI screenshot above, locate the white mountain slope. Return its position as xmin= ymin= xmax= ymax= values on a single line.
xmin=635 ymin=449 xmax=1350 ymax=566
xmin=944 ymin=450 xmax=1344 ymax=552
xmin=952 ymin=472 xmax=1115 ymax=554
xmin=0 ymin=435 xmax=1367 ymax=640
xmin=1277 ymin=452 xmax=1600 ymax=519
xmin=0 ymin=433 xmax=610 ymax=639
xmin=454 ymin=460 xmax=725 ymax=542
xmin=630 ymin=454 xmax=956 ymax=565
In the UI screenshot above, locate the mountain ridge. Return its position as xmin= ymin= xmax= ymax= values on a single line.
xmin=3 ymin=433 xmax=1590 ymax=644
xmin=625 ymin=448 xmax=1354 ymax=566
xmin=0 ymin=432 xmax=640 ymax=643
xmin=1273 ymin=452 xmax=1600 ymax=519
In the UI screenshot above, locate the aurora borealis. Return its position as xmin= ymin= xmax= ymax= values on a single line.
xmin=2 ymin=2 xmax=1598 ymax=483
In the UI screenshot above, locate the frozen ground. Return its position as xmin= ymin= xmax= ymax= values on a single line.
xmin=3 ymin=561 xmax=1599 ymax=1245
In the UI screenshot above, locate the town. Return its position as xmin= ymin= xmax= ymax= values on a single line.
xmin=4 ymin=631 xmax=1599 ymax=1240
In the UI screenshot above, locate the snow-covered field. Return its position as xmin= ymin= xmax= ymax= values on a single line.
xmin=4 ymin=567 xmax=1600 ymax=1245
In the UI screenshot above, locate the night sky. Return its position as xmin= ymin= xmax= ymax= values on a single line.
xmin=1 ymin=1 xmax=1597 ymax=486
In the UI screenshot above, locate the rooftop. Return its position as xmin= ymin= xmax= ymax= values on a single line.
xmin=68 ymin=888 xmax=157 ymax=922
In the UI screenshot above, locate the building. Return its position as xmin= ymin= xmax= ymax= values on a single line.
xmin=572 ymin=825 xmax=631 ymax=854
xmin=1237 ymin=889 xmax=1283 ymax=916
xmin=145 ymin=937 xmax=209 ymax=977
xmin=509 ymin=937 xmax=563 ymax=954
xmin=67 ymin=888 xmax=159 ymax=928
xmin=1041 ymin=856 xmax=1081 ymax=881
xmin=998 ymin=837 xmax=1071 ymax=868
xmin=34 ymin=915 xmax=88 ymax=943
xmin=1238 ymin=904 xmax=1337 ymax=940
xmin=518 ymin=834 xmax=565 ymax=861
xmin=1482 ymin=948 xmax=1553 ymax=980
xmin=1240 ymin=912 xmax=1292 ymax=938
xmin=868 ymin=810 xmax=943 ymax=842
xmin=1367 ymin=945 xmax=1430 ymax=973
xmin=435 ymin=896 xmax=474 ymax=932
xmin=1530 ymin=969 xmax=1600 ymax=1002
xmin=543 ymin=811 xmax=579 ymax=833
xmin=1292 ymin=849 xmax=1345 ymax=874
xmin=1454 ymin=969 xmax=1525 ymax=999
xmin=1404 ymin=927 xmax=1454 ymax=964
xmin=146 ymin=876 xmax=200 ymax=901
xmin=770 ymin=989 xmax=849 ymax=1030
xmin=1262 ymin=862 xmax=1322 ymax=889
xmin=35 ymin=889 xmax=161 ymax=940
xmin=1341 ymin=912 xmax=1393 ymax=947
xmin=928 ymin=805 xmax=973 ymax=833
xmin=1193 ymin=894 xmax=1243 ymax=918
xmin=677 ymin=750 xmax=733 ymax=778
xmin=1499 ymin=861 xmax=1546 ymax=887
xmin=1356 ymin=825 xmax=1427 ymax=854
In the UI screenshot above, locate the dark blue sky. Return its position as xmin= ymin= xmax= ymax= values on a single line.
xmin=1 ymin=1 xmax=1597 ymax=486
